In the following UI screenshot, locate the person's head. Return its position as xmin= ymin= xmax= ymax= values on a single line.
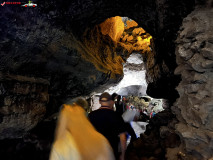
xmin=117 ymin=95 xmax=121 ymax=102
xmin=111 ymin=93 xmax=118 ymax=101
xmin=99 ymin=92 xmax=113 ymax=108
xmin=65 ymin=97 xmax=88 ymax=110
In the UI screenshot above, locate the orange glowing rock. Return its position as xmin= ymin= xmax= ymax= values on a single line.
xmin=121 ymin=34 xmax=129 ymax=42
xmin=132 ymin=28 xmax=146 ymax=36
xmin=126 ymin=35 xmax=134 ymax=42
xmin=100 ymin=16 xmax=124 ymax=42
xmin=125 ymin=20 xmax=138 ymax=29
xmin=68 ymin=16 xmax=152 ymax=79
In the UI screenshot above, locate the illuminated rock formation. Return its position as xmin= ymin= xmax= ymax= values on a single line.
xmin=100 ymin=16 xmax=124 ymax=42
xmin=75 ymin=17 xmax=152 ymax=78
xmin=1 ymin=0 xmax=212 ymax=160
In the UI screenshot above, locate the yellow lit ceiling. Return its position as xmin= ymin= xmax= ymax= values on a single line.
xmin=74 ymin=16 xmax=152 ymax=78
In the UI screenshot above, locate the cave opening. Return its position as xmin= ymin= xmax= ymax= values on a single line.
xmin=83 ymin=16 xmax=169 ymax=158
xmin=86 ymin=16 xmax=166 ymax=114
xmin=0 ymin=14 xmax=171 ymax=160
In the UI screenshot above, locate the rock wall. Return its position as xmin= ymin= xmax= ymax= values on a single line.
xmin=0 ymin=72 xmax=49 ymax=139
xmin=144 ymin=0 xmax=195 ymax=103
xmin=171 ymin=7 xmax=213 ymax=160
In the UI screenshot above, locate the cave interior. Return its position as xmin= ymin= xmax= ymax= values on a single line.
xmin=0 ymin=0 xmax=213 ymax=160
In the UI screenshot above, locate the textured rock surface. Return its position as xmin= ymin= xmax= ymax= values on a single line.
xmin=0 ymin=120 xmax=56 ymax=160
xmin=172 ymin=7 xmax=213 ymax=160
xmin=126 ymin=109 xmax=179 ymax=160
xmin=0 ymin=0 xmax=194 ymax=104
xmin=0 ymin=72 xmax=49 ymax=139
xmin=1 ymin=0 xmax=212 ymax=160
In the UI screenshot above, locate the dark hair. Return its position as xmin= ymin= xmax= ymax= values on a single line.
xmin=117 ymin=95 xmax=121 ymax=102
xmin=75 ymin=98 xmax=88 ymax=109
xmin=99 ymin=92 xmax=112 ymax=102
xmin=111 ymin=93 xmax=118 ymax=101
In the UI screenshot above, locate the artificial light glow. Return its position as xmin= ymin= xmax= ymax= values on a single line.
xmin=144 ymin=36 xmax=152 ymax=43
xmin=137 ymin=36 xmax=142 ymax=41
xmin=70 ymin=16 xmax=153 ymax=79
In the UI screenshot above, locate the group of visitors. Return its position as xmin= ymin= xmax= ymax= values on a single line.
xmin=49 ymin=92 xmax=140 ymax=160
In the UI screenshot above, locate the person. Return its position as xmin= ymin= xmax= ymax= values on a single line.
xmin=111 ymin=93 xmax=118 ymax=102
xmin=122 ymin=97 xmax=128 ymax=110
xmin=114 ymin=95 xmax=125 ymax=116
xmin=112 ymin=94 xmax=137 ymax=144
xmin=111 ymin=93 xmax=118 ymax=111
xmin=88 ymin=92 xmax=127 ymax=160
xmin=49 ymin=97 xmax=115 ymax=160
xmin=119 ymin=106 xmax=137 ymax=144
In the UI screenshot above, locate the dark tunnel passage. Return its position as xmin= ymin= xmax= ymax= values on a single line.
xmin=0 ymin=0 xmax=213 ymax=160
